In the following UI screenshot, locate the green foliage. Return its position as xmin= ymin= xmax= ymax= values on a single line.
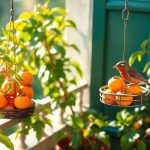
xmin=108 ymin=108 xmax=149 ymax=150
xmin=0 ymin=134 xmax=14 ymax=150
xmin=62 ymin=109 xmax=110 ymax=149
xmin=129 ymin=39 xmax=150 ymax=77
xmin=15 ymin=103 xmax=53 ymax=141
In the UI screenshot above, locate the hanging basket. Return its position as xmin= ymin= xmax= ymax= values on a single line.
xmin=0 ymin=103 xmax=35 ymax=119
xmin=99 ymin=85 xmax=148 ymax=107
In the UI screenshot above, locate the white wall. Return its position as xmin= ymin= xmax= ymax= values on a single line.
xmin=66 ymin=0 xmax=92 ymax=82
xmin=66 ymin=0 xmax=92 ymax=106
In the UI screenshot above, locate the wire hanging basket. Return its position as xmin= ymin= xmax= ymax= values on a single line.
xmin=0 ymin=103 xmax=35 ymax=119
xmin=99 ymin=85 xmax=148 ymax=107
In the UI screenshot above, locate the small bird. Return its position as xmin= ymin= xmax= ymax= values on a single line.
xmin=113 ymin=61 xmax=150 ymax=86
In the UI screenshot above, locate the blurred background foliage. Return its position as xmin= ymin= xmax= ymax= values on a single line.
xmin=0 ymin=0 xmax=65 ymax=27
xmin=0 ymin=0 xmax=65 ymax=99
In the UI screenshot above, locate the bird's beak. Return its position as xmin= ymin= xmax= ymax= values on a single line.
xmin=112 ymin=65 xmax=117 ymax=69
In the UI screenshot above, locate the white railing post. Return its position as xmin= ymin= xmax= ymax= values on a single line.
xmin=59 ymin=109 xmax=65 ymax=124
xmin=17 ymin=122 xmax=27 ymax=149
xmin=39 ymin=111 xmax=47 ymax=138
xmin=79 ymin=90 xmax=84 ymax=112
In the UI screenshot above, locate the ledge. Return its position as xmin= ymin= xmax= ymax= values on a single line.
xmin=106 ymin=1 xmax=150 ymax=13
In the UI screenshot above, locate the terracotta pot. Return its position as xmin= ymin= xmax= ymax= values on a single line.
xmin=55 ymin=136 xmax=72 ymax=150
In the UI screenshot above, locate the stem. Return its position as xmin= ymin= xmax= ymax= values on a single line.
xmin=58 ymin=79 xmax=75 ymax=116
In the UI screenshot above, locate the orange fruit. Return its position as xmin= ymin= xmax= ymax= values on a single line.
xmin=0 ymin=92 xmax=8 ymax=108
xmin=102 ymin=89 xmax=116 ymax=104
xmin=133 ymin=122 xmax=141 ymax=130
xmin=126 ymin=85 xmax=142 ymax=95
xmin=2 ymin=78 xmax=19 ymax=96
xmin=3 ymin=104 xmax=15 ymax=114
xmin=14 ymin=95 xmax=33 ymax=109
xmin=146 ymin=128 xmax=150 ymax=136
xmin=20 ymin=86 xmax=34 ymax=98
xmin=0 ymin=88 xmax=3 ymax=93
xmin=116 ymin=91 xmax=133 ymax=106
xmin=4 ymin=104 xmax=15 ymax=110
xmin=144 ymin=117 xmax=150 ymax=124
xmin=108 ymin=76 xmax=125 ymax=93
xmin=19 ymin=71 xmax=33 ymax=86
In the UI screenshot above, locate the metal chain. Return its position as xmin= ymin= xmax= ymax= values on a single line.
xmin=10 ymin=0 xmax=14 ymax=22
xmin=122 ymin=0 xmax=129 ymax=61
xmin=9 ymin=0 xmax=18 ymax=70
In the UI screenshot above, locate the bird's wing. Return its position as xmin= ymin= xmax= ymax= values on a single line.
xmin=127 ymin=68 xmax=146 ymax=81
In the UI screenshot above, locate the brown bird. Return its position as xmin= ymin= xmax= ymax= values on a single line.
xmin=113 ymin=61 xmax=150 ymax=86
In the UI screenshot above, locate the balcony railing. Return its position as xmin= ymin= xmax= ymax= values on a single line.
xmin=0 ymin=80 xmax=88 ymax=150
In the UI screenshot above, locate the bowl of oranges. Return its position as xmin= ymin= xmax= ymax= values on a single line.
xmin=0 ymin=70 xmax=35 ymax=119
xmin=99 ymin=76 xmax=148 ymax=107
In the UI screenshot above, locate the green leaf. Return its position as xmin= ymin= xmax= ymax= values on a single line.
xmin=11 ymin=71 xmax=23 ymax=81
xmin=94 ymin=119 xmax=105 ymax=128
xmin=44 ymin=117 xmax=52 ymax=127
xmin=0 ymin=75 xmax=5 ymax=87
xmin=19 ymin=12 xmax=33 ymax=19
xmin=0 ymin=134 xmax=14 ymax=150
xmin=44 ymin=0 xmax=50 ymax=8
xmin=71 ymin=133 xmax=81 ymax=149
xmin=136 ymin=140 xmax=146 ymax=150
xmin=129 ymin=53 xmax=137 ymax=66
xmin=67 ymin=116 xmax=84 ymax=130
xmin=116 ymin=109 xmax=130 ymax=122
xmin=71 ymin=61 xmax=83 ymax=77
xmin=69 ymin=44 xmax=80 ymax=53
xmin=87 ymin=114 xmax=95 ymax=122
xmin=143 ymin=61 xmax=150 ymax=72
xmin=65 ymin=19 xmax=77 ymax=29
xmin=120 ymin=134 xmax=133 ymax=150
xmin=60 ymin=94 xmax=76 ymax=109
xmin=22 ymin=116 xmax=32 ymax=126
xmin=50 ymin=28 xmax=61 ymax=35
xmin=129 ymin=50 xmax=147 ymax=65
xmin=147 ymin=67 xmax=150 ymax=78
xmin=33 ymin=120 xmax=45 ymax=141
xmin=0 ymin=55 xmax=12 ymax=64
xmin=51 ymin=8 xmax=66 ymax=15
xmin=53 ymin=45 xmax=65 ymax=56
xmin=137 ymin=54 xmax=142 ymax=62
xmin=83 ymin=128 xmax=90 ymax=138
xmin=69 ymin=78 xmax=77 ymax=85
xmin=4 ymin=83 xmax=12 ymax=94
xmin=36 ymin=104 xmax=53 ymax=114
xmin=140 ymin=39 xmax=150 ymax=49
xmin=43 ymin=86 xmax=49 ymax=96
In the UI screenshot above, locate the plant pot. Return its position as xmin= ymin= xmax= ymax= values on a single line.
xmin=55 ymin=136 xmax=72 ymax=150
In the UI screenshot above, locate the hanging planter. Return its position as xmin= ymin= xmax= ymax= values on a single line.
xmin=99 ymin=0 xmax=149 ymax=107
xmin=0 ymin=70 xmax=35 ymax=119
xmin=0 ymin=0 xmax=35 ymax=119
xmin=0 ymin=104 xmax=35 ymax=119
